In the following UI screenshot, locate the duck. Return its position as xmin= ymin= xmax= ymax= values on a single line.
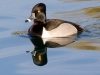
xmin=25 ymin=3 xmax=84 ymax=38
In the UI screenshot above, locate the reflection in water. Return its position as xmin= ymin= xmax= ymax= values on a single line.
xmin=26 ymin=35 xmax=77 ymax=66
xmin=12 ymin=30 xmax=28 ymax=35
xmin=67 ymin=40 xmax=100 ymax=50
xmin=26 ymin=37 xmax=47 ymax=66
xmin=85 ymin=6 xmax=100 ymax=18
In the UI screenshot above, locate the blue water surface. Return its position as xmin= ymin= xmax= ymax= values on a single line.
xmin=0 ymin=0 xmax=100 ymax=75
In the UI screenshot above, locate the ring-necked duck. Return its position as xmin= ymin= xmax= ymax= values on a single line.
xmin=25 ymin=3 xmax=84 ymax=38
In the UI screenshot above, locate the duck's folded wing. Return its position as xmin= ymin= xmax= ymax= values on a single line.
xmin=45 ymin=19 xmax=66 ymax=31
xmin=45 ymin=19 xmax=84 ymax=33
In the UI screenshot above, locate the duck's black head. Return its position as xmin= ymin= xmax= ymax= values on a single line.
xmin=25 ymin=3 xmax=46 ymax=24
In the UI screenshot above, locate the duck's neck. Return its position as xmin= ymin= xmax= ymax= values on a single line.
xmin=29 ymin=21 xmax=45 ymax=37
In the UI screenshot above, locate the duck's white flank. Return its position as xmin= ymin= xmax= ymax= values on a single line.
xmin=42 ymin=23 xmax=77 ymax=38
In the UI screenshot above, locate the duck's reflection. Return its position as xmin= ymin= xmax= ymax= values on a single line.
xmin=26 ymin=35 xmax=77 ymax=66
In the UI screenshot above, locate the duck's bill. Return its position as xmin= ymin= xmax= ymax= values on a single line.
xmin=25 ymin=13 xmax=36 ymax=22
xmin=25 ymin=19 xmax=32 ymax=22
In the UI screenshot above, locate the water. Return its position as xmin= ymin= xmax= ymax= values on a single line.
xmin=0 ymin=0 xmax=100 ymax=75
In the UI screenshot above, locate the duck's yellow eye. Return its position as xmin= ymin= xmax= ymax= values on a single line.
xmin=38 ymin=10 xmax=40 ymax=13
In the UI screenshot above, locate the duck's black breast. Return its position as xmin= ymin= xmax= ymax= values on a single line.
xmin=28 ymin=24 xmax=43 ymax=37
xmin=44 ymin=19 xmax=84 ymax=33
